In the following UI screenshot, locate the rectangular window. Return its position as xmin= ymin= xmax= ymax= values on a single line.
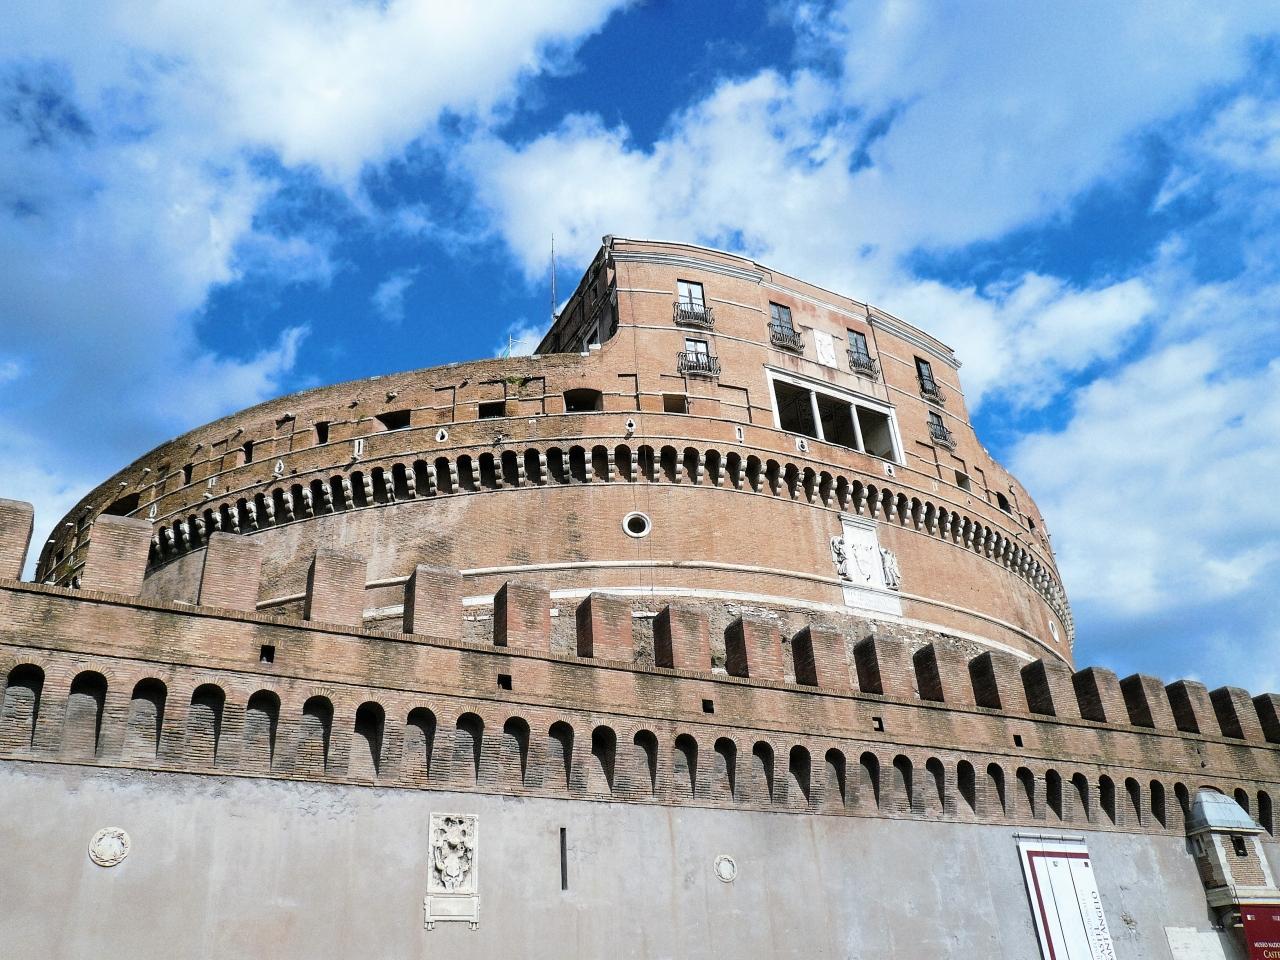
xmin=955 ymin=470 xmax=972 ymax=491
xmin=769 ymin=302 xmax=795 ymax=333
xmin=684 ymin=337 xmax=709 ymax=356
xmin=478 ymin=401 xmax=506 ymax=419
xmin=916 ymin=356 xmax=942 ymax=400
xmin=816 ymin=392 xmax=858 ymax=448
xmin=677 ymin=280 xmax=705 ymax=308
xmin=849 ymin=330 xmax=870 ymax=358
xmin=773 ymin=379 xmax=817 ymax=437
xmin=928 ymin=411 xmax=945 ymax=430
xmin=241 ymin=440 xmax=254 ymax=463
xmin=182 ymin=463 xmax=194 ymax=484
xmin=663 ymin=393 xmax=688 ymax=414
xmin=314 ymin=421 xmax=330 ymax=445
xmin=857 ymin=407 xmax=896 ymax=459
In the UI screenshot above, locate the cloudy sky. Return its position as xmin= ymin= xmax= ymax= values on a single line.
xmin=2 ymin=1 xmax=1278 ymax=690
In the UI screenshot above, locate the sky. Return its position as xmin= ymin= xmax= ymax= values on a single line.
xmin=2 ymin=1 xmax=1279 ymax=691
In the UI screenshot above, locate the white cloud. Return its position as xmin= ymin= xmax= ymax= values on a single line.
xmin=0 ymin=0 xmax=629 ymax=571
xmin=371 ymin=268 xmax=420 ymax=324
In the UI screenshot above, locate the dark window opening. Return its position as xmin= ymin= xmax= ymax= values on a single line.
xmin=1231 ymin=834 xmax=1248 ymax=858
xmin=871 ymin=716 xmax=884 ymax=732
xmin=849 ymin=330 xmax=870 ymax=359
xmin=774 ymin=380 xmax=817 ymax=437
xmin=498 ymin=673 xmax=512 ymax=691
xmin=478 ymin=401 xmax=506 ymax=419
xmin=996 ymin=492 xmax=1012 ymax=513
xmin=560 ymin=827 xmax=568 ymax=890
xmin=315 ymin=421 xmax=330 ymax=444
xmin=259 ymin=645 xmax=275 ymax=664
xmin=816 ymin=393 xmax=858 ymax=448
xmin=104 ymin=492 xmax=140 ymax=516
xmin=563 ymin=389 xmax=603 ymax=413
xmin=915 ymin=356 xmax=936 ymax=387
xmin=702 ymin=699 xmax=715 ymax=714
xmin=377 ymin=409 xmax=411 ymax=431
xmin=1013 ymin=734 xmax=1023 ymax=747
xmin=663 ymin=394 xmax=688 ymax=414
xmin=183 ymin=463 xmax=194 ymax=484
xmin=955 ymin=470 xmax=971 ymax=491
xmin=241 ymin=440 xmax=254 ymax=463
xmin=857 ymin=407 xmax=896 ymax=460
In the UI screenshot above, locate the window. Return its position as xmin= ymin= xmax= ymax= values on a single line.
xmin=770 ymin=302 xmax=795 ymax=333
xmin=376 ymin=409 xmax=410 ymax=431
xmin=259 ymin=645 xmax=275 ymax=664
xmin=677 ymin=280 xmax=705 ymax=310
xmin=563 ymin=388 xmax=603 ymax=412
xmin=663 ymin=393 xmax=688 ymax=414
xmin=996 ymin=491 xmax=1012 ymax=513
xmin=684 ymin=337 xmax=709 ymax=357
xmin=478 ymin=401 xmax=506 ymax=419
xmin=498 ymin=674 xmax=512 ymax=691
xmin=955 ymin=470 xmax=971 ymax=491
xmin=585 ymin=325 xmax=600 ymax=348
xmin=916 ymin=356 xmax=943 ymax=401
xmin=1231 ymin=835 xmax=1249 ymax=858
xmin=849 ymin=330 xmax=870 ymax=359
xmin=768 ymin=370 xmax=901 ymax=462
xmin=702 ymin=699 xmax=715 ymax=714
xmin=314 ymin=421 xmax=330 ymax=445
xmin=927 ymin=411 xmax=955 ymax=449
xmin=182 ymin=463 xmax=194 ymax=485
xmin=678 ymin=337 xmax=719 ymax=376
xmin=241 ymin=440 xmax=254 ymax=463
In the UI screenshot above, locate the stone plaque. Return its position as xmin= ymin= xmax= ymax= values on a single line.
xmin=831 ymin=516 xmax=903 ymax=616
xmin=424 ymin=813 xmax=479 ymax=930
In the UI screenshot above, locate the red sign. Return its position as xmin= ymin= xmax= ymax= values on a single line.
xmin=1241 ymin=906 xmax=1280 ymax=960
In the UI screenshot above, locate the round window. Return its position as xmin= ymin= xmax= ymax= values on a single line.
xmin=623 ymin=512 xmax=651 ymax=538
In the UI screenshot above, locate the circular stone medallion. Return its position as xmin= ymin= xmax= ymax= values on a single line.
xmin=88 ymin=828 xmax=130 ymax=867
xmin=714 ymin=855 xmax=737 ymax=883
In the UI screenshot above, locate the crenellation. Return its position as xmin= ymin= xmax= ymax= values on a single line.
xmin=303 ymin=550 xmax=367 ymax=626
xmin=1072 ymin=666 xmax=1126 ymax=723
xmin=0 ymin=498 xmax=34 ymax=581
xmin=1120 ymin=673 xmax=1178 ymax=730
xmin=80 ymin=514 xmax=152 ymax=595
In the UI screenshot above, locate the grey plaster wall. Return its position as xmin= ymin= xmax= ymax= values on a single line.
xmin=0 ymin=760 xmax=1242 ymax=959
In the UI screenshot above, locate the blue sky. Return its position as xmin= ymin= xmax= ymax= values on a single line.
xmin=2 ymin=1 xmax=1279 ymax=691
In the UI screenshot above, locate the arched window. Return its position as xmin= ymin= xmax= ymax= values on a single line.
xmin=789 ymin=746 xmax=812 ymax=805
xmin=892 ymin=755 xmax=914 ymax=812
xmin=563 ymin=388 xmax=602 ymax=413
xmin=1 ymin=664 xmax=44 ymax=750
xmin=186 ymin=683 xmax=225 ymax=766
xmin=500 ymin=717 xmax=531 ymax=787
xmin=1127 ymin=778 xmax=1144 ymax=826
xmin=298 ymin=695 xmax=333 ymax=773
xmin=1100 ymin=776 xmax=1117 ymax=824
xmin=1073 ymin=773 xmax=1092 ymax=823
xmin=824 ymin=749 xmax=847 ymax=810
xmin=752 ymin=741 xmax=775 ymax=803
xmin=453 ymin=713 xmax=484 ymax=785
xmin=244 ymin=690 xmax=280 ymax=770
xmin=859 ymin=752 xmax=881 ymax=809
xmin=591 ymin=726 xmax=617 ymax=794
xmin=632 ymin=730 xmax=658 ymax=796
xmin=1046 ymin=770 xmax=1064 ymax=821
xmin=957 ymin=761 xmax=977 ymax=813
xmin=926 ymin=757 xmax=947 ymax=812
xmin=712 ymin=737 xmax=736 ymax=801
xmin=64 ymin=671 xmax=108 ymax=759
xmin=673 ymin=734 xmax=698 ymax=799
xmin=124 ymin=678 xmax=167 ymax=759
xmin=404 ymin=708 xmax=436 ymax=780
xmin=352 ymin=701 xmax=385 ymax=778
xmin=546 ymin=721 xmax=573 ymax=791
xmin=1150 ymin=780 xmax=1167 ymax=828
xmin=987 ymin=763 xmax=1007 ymax=816
xmin=1017 ymin=767 xmax=1037 ymax=819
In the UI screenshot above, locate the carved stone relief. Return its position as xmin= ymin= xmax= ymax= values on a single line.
xmin=424 ymin=813 xmax=479 ymax=930
xmin=88 ymin=827 xmax=130 ymax=867
xmin=831 ymin=516 xmax=904 ymax=617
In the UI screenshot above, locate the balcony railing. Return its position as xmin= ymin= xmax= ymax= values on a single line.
xmin=677 ymin=351 xmax=721 ymax=377
xmin=847 ymin=350 xmax=879 ymax=379
xmin=919 ymin=376 xmax=946 ymax=404
xmin=673 ymin=300 xmax=715 ymax=329
xmin=769 ymin=322 xmax=804 ymax=352
xmin=929 ymin=420 xmax=956 ymax=450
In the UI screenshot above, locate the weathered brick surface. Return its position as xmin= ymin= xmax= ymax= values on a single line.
xmin=0 ymin=498 xmax=33 ymax=580
xmin=1121 ymin=674 xmax=1177 ymax=730
xmin=1073 ymin=667 xmax=1126 ymax=723
xmin=725 ymin=616 xmax=783 ymax=681
xmin=653 ymin=603 xmax=711 ymax=671
xmin=403 ymin=564 xmax=463 ymax=640
xmin=303 ymin=551 xmax=366 ymax=626
xmin=80 ymin=514 xmax=152 ymax=596
xmin=197 ymin=533 xmax=262 ymax=612
xmin=576 ymin=593 xmax=633 ymax=661
xmin=493 ymin=581 xmax=551 ymax=653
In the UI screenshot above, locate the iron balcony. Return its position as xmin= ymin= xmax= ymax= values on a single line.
xmin=677 ymin=351 xmax=721 ymax=377
xmin=769 ymin=323 xmax=805 ymax=352
xmin=919 ymin=376 xmax=946 ymax=404
xmin=847 ymin=350 xmax=879 ymax=379
xmin=673 ymin=300 xmax=715 ymax=329
xmin=929 ymin=421 xmax=956 ymax=450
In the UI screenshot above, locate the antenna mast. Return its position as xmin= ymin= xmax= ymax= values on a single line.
xmin=550 ymin=234 xmax=558 ymax=322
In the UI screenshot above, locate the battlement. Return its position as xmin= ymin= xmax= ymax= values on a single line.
xmin=2 ymin=498 xmax=1277 ymax=842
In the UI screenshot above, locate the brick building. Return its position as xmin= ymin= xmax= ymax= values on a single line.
xmin=1 ymin=237 xmax=1276 ymax=959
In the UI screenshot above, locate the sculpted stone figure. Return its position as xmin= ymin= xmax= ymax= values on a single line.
xmin=430 ymin=814 xmax=476 ymax=893
xmin=880 ymin=547 xmax=901 ymax=591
